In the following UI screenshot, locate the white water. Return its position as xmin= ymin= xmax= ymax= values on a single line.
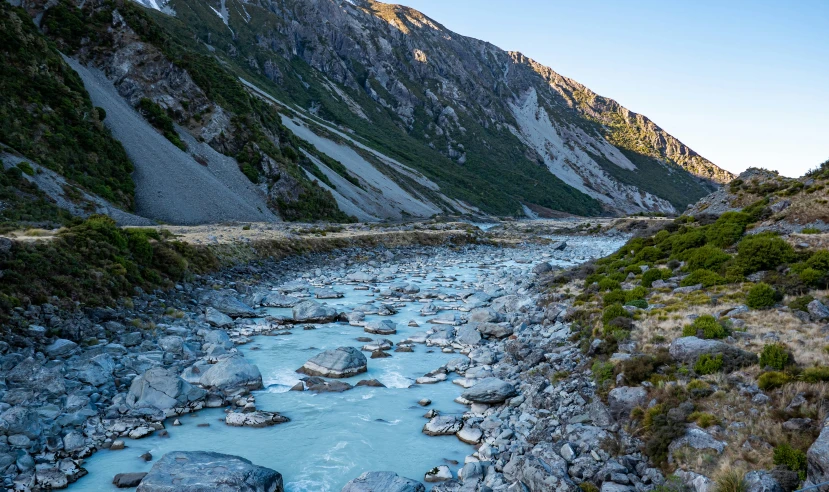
xmin=72 ymin=238 xmax=625 ymax=491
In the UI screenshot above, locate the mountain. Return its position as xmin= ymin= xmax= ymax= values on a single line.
xmin=3 ymin=0 xmax=733 ymax=227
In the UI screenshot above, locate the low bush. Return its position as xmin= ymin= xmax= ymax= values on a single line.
xmin=626 ymin=299 xmax=648 ymax=309
xmin=695 ymin=354 xmax=724 ymax=374
xmin=688 ymin=411 xmax=719 ymax=428
xmin=598 ymin=277 xmax=622 ymax=292
xmin=602 ymin=304 xmax=631 ymax=326
xmin=758 ymin=371 xmax=791 ymax=390
xmin=682 ymin=315 xmax=727 ymax=339
xmin=616 ymin=349 xmax=672 ymax=385
xmin=773 ymin=444 xmax=807 ymax=480
xmin=681 ymin=269 xmax=725 ymax=288
xmin=642 ymin=268 xmax=669 ymax=287
xmin=802 ymin=227 xmax=821 ymax=234
xmin=682 ymin=245 xmax=732 ymax=272
xmin=801 ymin=366 xmax=829 ymax=383
xmin=591 ymin=360 xmax=615 ymax=386
xmin=759 ymin=343 xmax=791 ymax=371
xmin=737 ymin=233 xmax=795 ymax=273
xmin=746 ymin=283 xmax=780 ymax=309
xmin=788 ymin=295 xmax=814 ymax=313
xmin=713 ymin=469 xmax=747 ymax=492
xmin=706 ymin=211 xmax=752 ymax=247
xmin=799 ymin=268 xmax=824 ymax=286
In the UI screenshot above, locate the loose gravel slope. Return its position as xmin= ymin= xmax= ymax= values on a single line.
xmin=65 ymin=57 xmax=278 ymax=225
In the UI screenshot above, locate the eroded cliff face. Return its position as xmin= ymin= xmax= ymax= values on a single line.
xmin=122 ymin=0 xmax=732 ymax=216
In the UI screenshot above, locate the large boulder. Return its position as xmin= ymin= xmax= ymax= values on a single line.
xmin=341 ymin=471 xmax=425 ymax=492
xmin=45 ymin=338 xmax=78 ymax=358
xmin=201 ymin=291 xmax=257 ymax=318
xmin=205 ymin=307 xmax=233 ymax=328
xmin=261 ymin=293 xmax=300 ymax=308
xmin=199 ymin=356 xmax=263 ymax=391
xmin=808 ymin=417 xmax=829 ymax=485
xmin=422 ymin=415 xmax=462 ymax=436
xmin=127 ymin=368 xmax=206 ymax=413
xmin=225 ymin=411 xmax=289 ymax=428
xmin=292 ymin=300 xmax=338 ymax=323
xmin=669 ymin=336 xmax=757 ymax=371
xmin=808 ymin=299 xmax=829 ymax=320
xmin=476 ymin=322 xmax=513 ymax=339
xmin=364 ymin=320 xmax=397 ymax=335
xmin=744 ymin=471 xmax=784 ymax=492
xmin=502 ymin=444 xmax=574 ymax=492
xmin=455 ymin=325 xmax=481 ymax=346
xmin=607 ymin=386 xmax=647 ymax=420
xmin=0 ymin=406 xmax=42 ymax=439
xmin=296 ymin=347 xmax=367 ymax=378
xmin=461 ymin=378 xmax=517 ymax=404
xmin=136 ymin=451 xmax=283 ymax=492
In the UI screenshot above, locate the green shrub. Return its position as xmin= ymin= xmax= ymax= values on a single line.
xmin=137 ymin=98 xmax=187 ymax=151
xmin=802 ymin=227 xmax=821 ymax=234
xmin=799 ymin=267 xmax=824 ymax=286
xmin=746 ymin=283 xmax=779 ymax=309
xmin=789 ymin=295 xmax=814 ymax=313
xmin=626 ymin=299 xmax=648 ymax=309
xmin=806 ymin=250 xmax=829 ymax=271
xmin=682 ymin=315 xmax=727 ymax=339
xmin=737 ymin=233 xmax=795 ymax=273
xmin=706 ymin=212 xmax=752 ymax=247
xmin=688 ymin=411 xmax=719 ymax=428
xmin=591 ymin=360 xmax=615 ymax=385
xmin=758 ymin=371 xmax=791 ymax=390
xmin=17 ymin=161 xmax=35 ymax=176
xmin=603 ymin=290 xmax=627 ymax=305
xmin=602 ymin=304 xmax=631 ymax=326
xmin=642 ymin=268 xmax=670 ymax=287
xmin=773 ymin=444 xmax=807 ymax=480
xmin=598 ymin=277 xmax=622 ymax=292
xmin=625 ymin=286 xmax=648 ymax=302
xmin=801 ymin=366 xmax=829 ymax=383
xmin=681 ymin=269 xmax=725 ymax=288
xmin=694 ymin=354 xmax=724 ymax=374
xmin=636 ymin=246 xmax=664 ymax=262
xmin=682 ymin=245 xmax=732 ymax=272
xmin=671 ymin=228 xmax=707 ymax=255
xmin=616 ymin=349 xmax=671 ymax=385
xmin=759 ymin=343 xmax=790 ymax=370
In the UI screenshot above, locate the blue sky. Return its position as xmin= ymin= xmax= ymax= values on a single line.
xmin=399 ymin=0 xmax=829 ymax=177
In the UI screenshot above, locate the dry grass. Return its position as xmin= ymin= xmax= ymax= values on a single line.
xmin=739 ymin=307 xmax=829 ymax=367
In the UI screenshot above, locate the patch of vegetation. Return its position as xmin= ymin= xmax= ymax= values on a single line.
xmin=681 ymin=269 xmax=725 ymax=288
xmin=773 ymin=444 xmax=807 ymax=480
xmin=0 ymin=216 xmax=218 ymax=319
xmin=800 ymin=366 xmax=829 ymax=383
xmin=736 ymin=233 xmax=795 ymax=273
xmin=801 ymin=227 xmax=821 ymax=234
xmin=642 ymin=267 xmax=670 ymax=287
xmin=758 ymin=371 xmax=791 ymax=390
xmin=746 ymin=283 xmax=780 ymax=309
xmin=788 ymin=295 xmax=814 ymax=313
xmin=694 ymin=354 xmax=724 ymax=375
xmin=1 ymin=2 xmax=134 ymax=208
xmin=682 ymin=315 xmax=727 ymax=339
xmin=137 ymin=98 xmax=187 ymax=151
xmin=0 ymin=166 xmax=75 ymax=233
xmin=759 ymin=343 xmax=791 ymax=371
xmin=706 ymin=212 xmax=751 ymax=247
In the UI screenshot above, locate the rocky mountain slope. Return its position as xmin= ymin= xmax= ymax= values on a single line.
xmin=130 ymin=0 xmax=732 ymax=216
xmin=3 ymin=0 xmax=732 ymax=228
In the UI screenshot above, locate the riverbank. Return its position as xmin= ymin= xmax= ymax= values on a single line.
xmin=0 ymin=224 xmax=656 ymax=491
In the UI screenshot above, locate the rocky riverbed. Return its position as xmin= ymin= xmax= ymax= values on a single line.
xmin=0 ymin=230 xmax=671 ymax=491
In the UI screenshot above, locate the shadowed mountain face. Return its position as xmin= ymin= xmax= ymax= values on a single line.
xmin=129 ymin=0 xmax=732 ymax=216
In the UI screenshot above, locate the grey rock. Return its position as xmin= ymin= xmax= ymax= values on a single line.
xmin=341 ymin=471 xmax=425 ymax=492
xmin=455 ymin=325 xmax=482 ymax=345
xmin=201 ymin=291 xmax=257 ymax=318
xmin=669 ymin=336 xmax=757 ymax=370
xmin=45 ymin=338 xmax=78 ymax=358
xmin=607 ymin=386 xmax=647 ymax=420
xmin=136 ymin=451 xmax=283 ymax=492
xmin=0 ymin=406 xmax=42 ymax=439
xmin=425 ymin=465 xmax=452 ymax=482
xmin=114 ymin=472 xmax=148 ymax=488
xmin=225 ymin=411 xmax=289 ymax=428
xmin=205 ymin=307 xmax=233 ymax=328
xmin=808 ymin=417 xmax=829 ymax=484
xmin=476 ymin=322 xmax=513 ymax=339
xmin=468 ymin=307 xmax=500 ymax=323
xmin=532 ymin=262 xmax=552 ymax=275
xmin=744 ymin=471 xmax=783 ymax=492
xmin=364 ymin=320 xmax=397 ymax=335
xmin=315 ymin=288 xmax=343 ymax=299
xmin=260 ymin=293 xmax=300 ymax=308
xmin=808 ymin=300 xmax=829 ymax=320
xmin=422 ymin=415 xmax=462 ymax=436
xmin=199 ymin=356 xmax=263 ymax=391
xmin=461 ymin=378 xmax=517 ymax=404
xmin=127 ymin=367 xmax=206 ymax=412
xmin=297 ymin=347 xmax=367 ymax=378
xmin=292 ymin=300 xmax=338 ymax=323
xmin=669 ymin=428 xmax=726 ymax=457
